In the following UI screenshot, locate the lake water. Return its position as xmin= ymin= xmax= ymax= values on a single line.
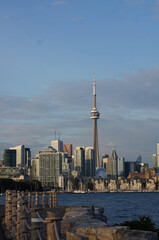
xmin=1 ymin=192 xmax=159 ymax=227
xmin=58 ymin=192 xmax=159 ymax=227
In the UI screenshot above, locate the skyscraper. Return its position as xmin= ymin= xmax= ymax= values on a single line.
xmin=109 ymin=148 xmax=118 ymax=179
xmin=74 ymin=146 xmax=85 ymax=177
xmin=101 ymin=154 xmax=109 ymax=169
xmin=51 ymin=140 xmax=63 ymax=152
xmin=152 ymin=143 xmax=159 ymax=173
xmin=38 ymin=149 xmax=62 ymax=187
xmin=63 ymin=144 xmax=72 ymax=158
xmin=90 ymin=74 xmax=100 ymax=168
xmin=157 ymin=142 xmax=159 ymax=168
xmin=9 ymin=145 xmax=25 ymax=167
xmin=3 ymin=149 xmax=16 ymax=167
xmin=118 ymin=157 xmax=125 ymax=177
xmin=85 ymin=147 xmax=95 ymax=177
xmin=153 ymin=153 xmax=157 ymax=169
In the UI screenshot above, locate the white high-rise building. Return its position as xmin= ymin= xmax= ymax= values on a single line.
xmin=74 ymin=147 xmax=85 ymax=177
xmin=73 ymin=146 xmax=95 ymax=177
xmin=85 ymin=147 xmax=95 ymax=177
xmin=51 ymin=140 xmax=63 ymax=152
xmin=38 ymin=150 xmax=62 ymax=187
xmin=10 ymin=145 xmax=25 ymax=167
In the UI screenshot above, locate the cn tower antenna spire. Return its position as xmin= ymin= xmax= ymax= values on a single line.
xmin=93 ymin=72 xmax=96 ymax=96
xmin=90 ymin=73 xmax=100 ymax=169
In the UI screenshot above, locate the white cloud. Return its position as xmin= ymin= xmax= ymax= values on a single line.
xmin=52 ymin=1 xmax=67 ymax=6
xmin=2 ymin=16 xmax=9 ymax=19
xmin=71 ymin=17 xmax=85 ymax=21
xmin=124 ymin=0 xmax=146 ymax=5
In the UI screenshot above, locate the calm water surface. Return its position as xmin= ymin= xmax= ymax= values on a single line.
xmin=1 ymin=192 xmax=159 ymax=227
xmin=58 ymin=192 xmax=159 ymax=227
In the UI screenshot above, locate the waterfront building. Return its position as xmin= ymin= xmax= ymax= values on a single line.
xmin=51 ymin=139 xmax=63 ymax=152
xmin=0 ymin=167 xmax=25 ymax=180
xmin=120 ymin=179 xmax=130 ymax=191
xmin=127 ymin=168 xmax=155 ymax=180
xmin=146 ymin=179 xmax=156 ymax=191
xmin=10 ymin=145 xmax=25 ymax=167
xmin=94 ymin=178 xmax=105 ymax=192
xmin=90 ymin=74 xmax=100 ymax=168
xmin=74 ymin=147 xmax=85 ymax=177
xmin=109 ymin=179 xmax=117 ymax=192
xmin=3 ymin=149 xmax=16 ymax=167
xmin=129 ymin=179 xmax=142 ymax=191
xmin=118 ymin=157 xmax=125 ymax=177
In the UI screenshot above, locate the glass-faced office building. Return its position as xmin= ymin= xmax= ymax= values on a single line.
xmin=3 ymin=149 xmax=16 ymax=167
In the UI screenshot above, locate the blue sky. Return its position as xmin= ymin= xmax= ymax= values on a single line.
xmin=1 ymin=0 xmax=159 ymax=166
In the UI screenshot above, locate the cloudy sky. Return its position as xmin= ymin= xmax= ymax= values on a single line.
xmin=1 ymin=0 xmax=159 ymax=166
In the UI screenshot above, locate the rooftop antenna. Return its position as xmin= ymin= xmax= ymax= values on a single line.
xmin=59 ymin=132 xmax=60 ymax=140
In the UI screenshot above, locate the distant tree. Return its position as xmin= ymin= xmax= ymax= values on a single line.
xmin=121 ymin=216 xmax=155 ymax=232
xmin=121 ymin=216 xmax=159 ymax=239
xmin=0 ymin=178 xmax=42 ymax=192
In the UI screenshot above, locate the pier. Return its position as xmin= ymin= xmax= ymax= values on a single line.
xmin=3 ymin=190 xmax=62 ymax=240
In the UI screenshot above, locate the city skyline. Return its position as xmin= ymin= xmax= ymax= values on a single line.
xmin=1 ymin=0 xmax=159 ymax=166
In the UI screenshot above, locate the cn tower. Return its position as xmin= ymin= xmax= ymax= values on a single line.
xmin=90 ymin=73 xmax=100 ymax=168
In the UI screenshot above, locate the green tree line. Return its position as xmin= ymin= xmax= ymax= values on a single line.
xmin=0 ymin=178 xmax=42 ymax=192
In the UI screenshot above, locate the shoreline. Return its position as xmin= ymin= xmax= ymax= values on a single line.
xmin=60 ymin=190 xmax=159 ymax=194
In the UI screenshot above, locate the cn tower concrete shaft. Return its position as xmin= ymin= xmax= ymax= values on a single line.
xmin=90 ymin=74 xmax=100 ymax=168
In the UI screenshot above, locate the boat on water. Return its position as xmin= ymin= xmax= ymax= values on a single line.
xmin=74 ymin=190 xmax=86 ymax=194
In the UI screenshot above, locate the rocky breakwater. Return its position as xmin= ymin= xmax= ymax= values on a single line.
xmin=58 ymin=206 xmax=158 ymax=240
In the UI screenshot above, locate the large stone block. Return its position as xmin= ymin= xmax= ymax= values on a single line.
xmin=75 ymin=226 xmax=98 ymax=240
xmin=97 ymin=226 xmax=130 ymax=240
xmin=66 ymin=231 xmax=89 ymax=240
xmin=61 ymin=218 xmax=76 ymax=235
xmin=123 ymin=229 xmax=158 ymax=240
